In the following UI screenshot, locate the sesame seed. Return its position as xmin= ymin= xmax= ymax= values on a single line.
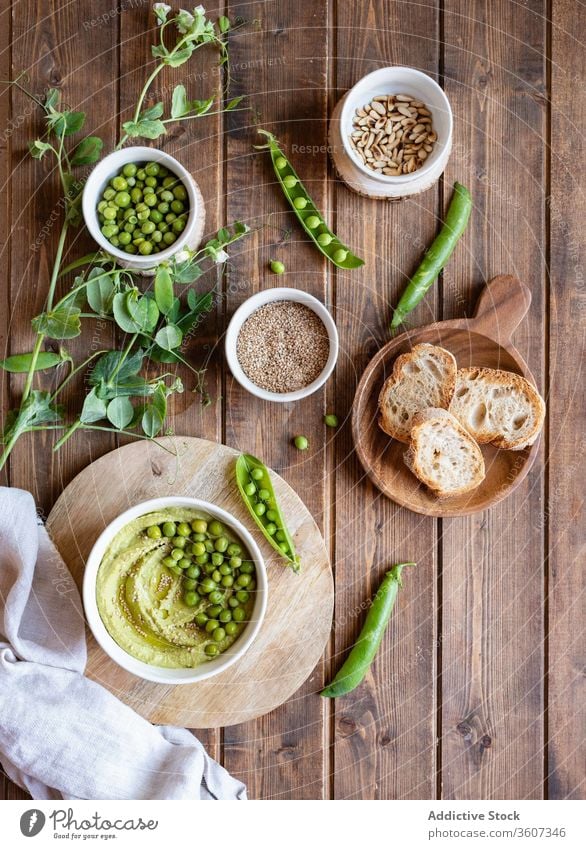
xmin=236 ymin=300 xmax=330 ymax=393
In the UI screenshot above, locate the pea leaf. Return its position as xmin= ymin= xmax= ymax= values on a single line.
xmin=80 ymin=388 xmax=107 ymax=424
xmin=164 ymin=46 xmax=194 ymax=68
xmin=141 ymin=385 xmax=167 ymax=437
xmin=0 ymin=351 xmax=62 ymax=373
xmin=218 ymin=15 xmax=231 ymax=33
xmin=122 ymin=119 xmax=166 ymax=140
xmin=32 ymin=308 xmax=81 ymax=340
xmin=48 ymin=110 xmax=85 ymax=137
xmin=186 ymin=289 xmax=213 ymax=315
xmin=172 ymin=260 xmax=203 ymax=284
xmin=44 ymin=88 xmax=60 ymax=110
xmin=226 ymin=96 xmax=244 ymax=111
xmin=154 ymin=266 xmax=174 ymax=314
xmin=86 ymin=273 xmax=115 ymax=315
xmin=171 ymin=84 xmax=188 ymax=119
xmin=154 ymin=324 xmax=183 ymax=351
xmin=89 ymin=349 xmax=144 ymax=386
xmin=71 ymin=135 xmax=104 ymax=166
xmin=29 ymin=140 xmax=52 ymax=160
xmin=139 ymin=102 xmax=164 ymax=121
xmin=126 ymin=291 xmax=159 ymax=332
xmin=107 ymin=396 xmax=134 ymax=430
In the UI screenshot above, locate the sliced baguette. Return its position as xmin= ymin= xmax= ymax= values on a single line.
xmin=404 ymin=408 xmax=486 ymax=497
xmin=378 ymin=343 xmax=457 ymax=443
xmin=449 ymin=367 xmax=545 ymax=450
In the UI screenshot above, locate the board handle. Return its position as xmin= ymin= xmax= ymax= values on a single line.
xmin=470 ymin=275 xmax=532 ymax=344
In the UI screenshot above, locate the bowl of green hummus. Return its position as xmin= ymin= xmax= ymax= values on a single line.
xmin=83 ymin=497 xmax=268 ymax=684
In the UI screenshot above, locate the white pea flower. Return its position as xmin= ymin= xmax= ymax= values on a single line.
xmin=174 ymin=248 xmax=192 ymax=263
xmin=215 ymin=249 xmax=229 ymax=263
xmin=176 ymin=8 xmax=195 ymax=33
xmin=153 ymin=3 xmax=171 ymax=24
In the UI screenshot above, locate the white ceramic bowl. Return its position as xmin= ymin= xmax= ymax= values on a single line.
xmin=82 ymin=146 xmax=206 ymax=272
xmin=83 ymin=496 xmax=268 ymax=685
xmin=336 ymin=66 xmax=453 ymax=197
xmin=225 ymin=288 xmax=339 ymax=403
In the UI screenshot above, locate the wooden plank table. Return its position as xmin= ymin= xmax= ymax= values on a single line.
xmin=1 ymin=0 xmax=583 ymax=800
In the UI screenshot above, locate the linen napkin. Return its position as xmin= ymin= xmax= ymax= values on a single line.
xmin=0 ymin=487 xmax=247 ymax=801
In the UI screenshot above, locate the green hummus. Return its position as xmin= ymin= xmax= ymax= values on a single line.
xmin=96 ymin=508 xmax=254 ymax=668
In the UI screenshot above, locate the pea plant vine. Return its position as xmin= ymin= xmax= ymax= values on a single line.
xmin=0 ymin=5 xmax=249 ymax=472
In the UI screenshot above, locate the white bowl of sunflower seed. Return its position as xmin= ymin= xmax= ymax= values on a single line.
xmin=330 ymin=66 xmax=453 ymax=198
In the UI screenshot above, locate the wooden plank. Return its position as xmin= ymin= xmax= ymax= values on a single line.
xmin=2 ymin=0 xmax=121 ymax=800
xmin=0 ymin=0 xmax=11 ymax=491
xmin=440 ymin=0 xmax=547 ymax=798
xmin=221 ymin=1 xmax=330 ymax=799
xmin=118 ymin=1 xmax=226 ymax=760
xmin=331 ymin=0 xmax=440 ymax=800
xmin=547 ymin=0 xmax=586 ymax=800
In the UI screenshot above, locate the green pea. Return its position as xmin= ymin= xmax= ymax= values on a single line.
xmin=212 ymin=627 xmax=226 ymax=642
xmin=264 ymin=522 xmax=276 ymax=535
xmin=305 ymin=215 xmax=320 ymax=229
xmin=204 ymin=540 xmax=215 ymax=553
xmin=236 ymin=574 xmax=251 ymax=588
xmin=276 ymin=530 xmax=286 ymax=542
xmin=169 ymin=564 xmax=183 ymax=576
xmin=103 ymin=187 xmax=115 ymax=200
xmin=211 ymin=552 xmax=224 ymax=567
xmin=172 ymin=218 xmax=186 ymax=234
xmin=324 ymin=413 xmax=339 ymax=427
xmin=236 ymin=590 xmax=250 ymax=604
xmin=208 ymin=604 xmax=223 ymax=618
xmin=162 ymin=521 xmax=176 ymax=537
xmin=186 ymin=565 xmax=201 ymax=580
xmin=333 ymin=248 xmax=348 ymax=263
xmin=258 ymin=489 xmax=270 ymax=501
xmin=228 ymin=597 xmax=240 ymax=609
xmin=191 ymin=541 xmax=206 ymax=557
xmin=145 ymin=162 xmax=160 ymax=177
xmin=172 ymin=537 xmax=187 ymax=549
xmin=178 ymin=557 xmax=192 ymax=570
xmin=157 ymin=202 xmax=169 ymax=214
xmin=102 ymin=207 xmax=117 ymax=221
xmin=219 ymin=609 xmax=232 ymax=623
xmin=174 ymin=522 xmax=190 ymax=537
xmin=146 ymin=525 xmax=162 ymax=539
xmin=123 ymin=163 xmax=137 ymax=178
xmin=266 ymin=509 xmax=278 ymax=522
xmin=192 ymin=519 xmax=208 ymax=534
xmin=200 ymin=577 xmax=217 ymax=594
xmin=293 ymin=196 xmax=308 ymax=210
xmin=111 ymin=176 xmax=127 ymax=191
xmin=225 ymin=621 xmax=238 ymax=636
xmin=195 ymin=612 xmax=208 ymax=627
xmin=244 ymin=482 xmax=256 ymax=497
xmin=269 ymin=259 xmax=285 ymax=274
xmin=205 ymin=643 xmax=219 ymax=657
xmin=118 ymin=231 xmax=131 ymax=245
xmin=232 ymin=607 xmax=246 ymax=622
xmin=294 ymin=435 xmax=309 ymax=451
xmin=275 ymin=156 xmax=287 ymax=169
xmin=169 ymin=548 xmax=182 ymax=562
xmin=114 ymin=191 xmax=131 ymax=208
xmin=173 ymin=185 xmax=187 ymax=200
xmin=139 ymin=241 xmax=153 ymax=255
xmin=221 ymin=575 xmax=234 ymax=588
xmin=162 ymin=232 xmax=176 ymax=246
xmin=239 ymin=562 xmax=255 ymax=574
xmin=211 ymin=570 xmax=222 ymax=583
xmin=283 ymin=175 xmax=297 ymax=189
xmin=150 ymin=209 xmax=163 ymax=224
xmin=229 ymin=556 xmax=242 ymax=569
xmin=208 ymin=592 xmax=223 ymax=606
xmin=184 ymin=590 xmax=200 ymax=607
xmin=144 ymin=193 xmax=158 ymax=208
xmin=227 ymin=543 xmax=242 ymax=557
xmin=196 ymin=553 xmax=209 ymax=565
xmin=183 ymin=578 xmax=198 ymax=591
xmin=317 ymin=232 xmax=333 ymax=247
xmin=214 ymin=536 xmax=229 ymax=553
xmin=251 ymin=468 xmax=264 ymax=481
xmin=171 ymin=200 xmax=184 ymax=214
xmin=254 ymin=502 xmax=266 ymax=517
xmin=205 ymin=619 xmax=219 ymax=633
xmin=219 ymin=563 xmax=232 ymax=577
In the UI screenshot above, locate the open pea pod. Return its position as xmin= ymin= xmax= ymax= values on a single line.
xmin=256 ymin=129 xmax=364 ymax=270
xmin=235 ymin=453 xmax=301 ymax=572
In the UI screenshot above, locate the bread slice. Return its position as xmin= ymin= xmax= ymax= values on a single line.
xmin=378 ymin=344 xmax=457 ymax=443
xmin=404 ymin=408 xmax=485 ymax=497
xmin=449 ymin=367 xmax=545 ymax=450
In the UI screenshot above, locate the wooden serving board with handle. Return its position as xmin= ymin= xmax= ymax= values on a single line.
xmin=46 ymin=437 xmax=334 ymax=727
xmin=352 ymin=275 xmax=542 ymax=517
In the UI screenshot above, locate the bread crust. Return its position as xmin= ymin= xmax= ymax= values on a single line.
xmin=378 ymin=344 xmax=457 ymax=443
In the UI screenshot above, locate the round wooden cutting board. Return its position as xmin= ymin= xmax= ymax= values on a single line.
xmin=46 ymin=437 xmax=334 ymax=727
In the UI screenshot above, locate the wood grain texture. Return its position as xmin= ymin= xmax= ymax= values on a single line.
xmin=547 ymin=0 xmax=586 ymax=800
xmin=353 ymin=276 xmax=541 ymax=516
xmin=440 ymin=0 xmax=547 ymax=799
xmin=331 ymin=0 xmax=440 ymax=800
xmin=46 ymin=437 xmax=333 ymax=727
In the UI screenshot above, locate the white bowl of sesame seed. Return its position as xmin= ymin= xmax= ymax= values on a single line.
xmin=225 ymin=288 xmax=339 ymax=402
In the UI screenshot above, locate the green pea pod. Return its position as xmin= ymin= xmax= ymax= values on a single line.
xmin=320 ymin=562 xmax=415 ymax=698
xmin=256 ymin=130 xmax=364 ymax=270
xmin=235 ymin=453 xmax=301 ymax=572
xmin=390 ymin=182 xmax=472 ymax=331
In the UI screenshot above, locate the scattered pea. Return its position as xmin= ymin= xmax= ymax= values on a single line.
xmin=324 ymin=413 xmax=339 ymax=427
xmin=270 ymin=259 xmax=285 ymax=274
xmin=294 ymin=435 xmax=309 ymax=451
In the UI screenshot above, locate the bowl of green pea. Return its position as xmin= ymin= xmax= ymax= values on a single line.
xmin=82 ymin=146 xmax=206 ymax=271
